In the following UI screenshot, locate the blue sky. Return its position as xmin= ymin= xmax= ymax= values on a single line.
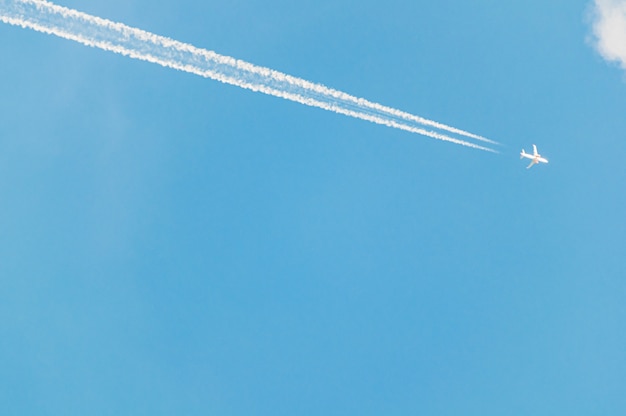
xmin=1 ymin=0 xmax=625 ymax=415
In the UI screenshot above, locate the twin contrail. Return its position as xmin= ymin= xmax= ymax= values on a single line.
xmin=0 ymin=0 xmax=497 ymax=152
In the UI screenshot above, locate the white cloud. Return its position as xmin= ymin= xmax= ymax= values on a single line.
xmin=590 ymin=0 xmax=626 ymax=69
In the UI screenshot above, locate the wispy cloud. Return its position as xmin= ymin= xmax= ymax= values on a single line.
xmin=0 ymin=0 xmax=497 ymax=152
xmin=589 ymin=0 xmax=626 ymax=69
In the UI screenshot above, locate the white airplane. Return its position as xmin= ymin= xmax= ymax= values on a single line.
xmin=520 ymin=145 xmax=548 ymax=169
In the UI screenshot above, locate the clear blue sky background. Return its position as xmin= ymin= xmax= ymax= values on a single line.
xmin=1 ymin=0 xmax=625 ymax=414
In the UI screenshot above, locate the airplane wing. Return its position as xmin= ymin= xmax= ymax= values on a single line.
xmin=526 ymin=160 xmax=537 ymax=169
xmin=532 ymin=144 xmax=538 ymax=156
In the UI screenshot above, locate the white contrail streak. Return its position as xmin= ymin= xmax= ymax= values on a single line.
xmin=0 ymin=0 xmax=497 ymax=152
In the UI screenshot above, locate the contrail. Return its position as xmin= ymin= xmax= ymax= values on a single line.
xmin=0 ymin=0 xmax=497 ymax=152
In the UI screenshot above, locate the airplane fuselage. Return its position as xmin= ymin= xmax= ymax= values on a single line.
xmin=520 ymin=151 xmax=548 ymax=164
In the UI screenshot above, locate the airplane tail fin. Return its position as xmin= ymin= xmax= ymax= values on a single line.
xmin=520 ymin=150 xmax=525 ymax=159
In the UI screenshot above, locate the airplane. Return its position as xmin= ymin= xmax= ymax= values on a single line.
xmin=520 ymin=144 xmax=548 ymax=169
